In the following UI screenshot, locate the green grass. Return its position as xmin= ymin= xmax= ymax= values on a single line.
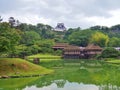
xmin=105 ymin=58 xmax=120 ymax=64
xmin=27 ymin=54 xmax=61 ymax=60
xmin=0 ymin=58 xmax=53 ymax=76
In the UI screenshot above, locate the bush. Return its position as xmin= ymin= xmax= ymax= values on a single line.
xmin=53 ymin=50 xmax=63 ymax=56
xmin=101 ymin=47 xmax=120 ymax=58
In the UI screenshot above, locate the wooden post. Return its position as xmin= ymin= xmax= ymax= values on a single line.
xmin=33 ymin=58 xmax=40 ymax=64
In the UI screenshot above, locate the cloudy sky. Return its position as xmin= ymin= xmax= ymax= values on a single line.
xmin=1 ymin=0 xmax=120 ymax=29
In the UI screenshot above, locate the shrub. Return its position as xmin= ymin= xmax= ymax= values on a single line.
xmin=53 ymin=50 xmax=63 ymax=56
xmin=101 ymin=47 xmax=120 ymax=58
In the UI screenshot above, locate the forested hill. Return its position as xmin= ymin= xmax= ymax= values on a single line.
xmin=89 ymin=25 xmax=120 ymax=37
xmin=1 ymin=17 xmax=120 ymax=57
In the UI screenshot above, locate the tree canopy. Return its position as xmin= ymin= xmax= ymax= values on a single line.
xmin=90 ymin=32 xmax=109 ymax=47
xmin=0 ymin=22 xmax=21 ymax=54
xmin=1 ymin=16 xmax=120 ymax=57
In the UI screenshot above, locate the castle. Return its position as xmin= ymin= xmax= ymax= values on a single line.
xmin=55 ymin=23 xmax=66 ymax=31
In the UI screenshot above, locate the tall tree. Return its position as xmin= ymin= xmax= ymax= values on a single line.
xmin=108 ymin=37 xmax=120 ymax=47
xmin=21 ymin=31 xmax=41 ymax=45
xmin=90 ymin=32 xmax=109 ymax=47
xmin=68 ymin=30 xmax=93 ymax=46
xmin=0 ymin=22 xmax=21 ymax=54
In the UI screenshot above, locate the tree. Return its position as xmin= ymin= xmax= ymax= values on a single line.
xmin=64 ymin=28 xmax=79 ymax=40
xmin=21 ymin=31 xmax=41 ymax=45
xmin=68 ymin=30 xmax=93 ymax=46
xmin=101 ymin=47 xmax=120 ymax=58
xmin=36 ymin=39 xmax=55 ymax=53
xmin=108 ymin=37 xmax=120 ymax=47
xmin=90 ymin=32 xmax=109 ymax=47
xmin=0 ymin=22 xmax=21 ymax=54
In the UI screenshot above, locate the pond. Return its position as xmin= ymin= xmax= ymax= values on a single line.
xmin=0 ymin=60 xmax=120 ymax=90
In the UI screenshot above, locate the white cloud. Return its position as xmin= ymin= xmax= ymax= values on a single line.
xmin=1 ymin=0 xmax=120 ymax=28
xmin=85 ymin=9 xmax=120 ymax=27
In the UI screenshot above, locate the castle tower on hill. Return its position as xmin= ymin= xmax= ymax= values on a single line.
xmin=55 ymin=23 xmax=66 ymax=31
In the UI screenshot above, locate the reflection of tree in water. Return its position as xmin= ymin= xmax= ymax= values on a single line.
xmin=0 ymin=77 xmax=39 ymax=90
xmin=35 ymin=64 xmax=120 ymax=88
xmin=53 ymin=79 xmax=66 ymax=88
xmin=35 ymin=77 xmax=52 ymax=88
xmin=99 ymin=84 xmax=120 ymax=90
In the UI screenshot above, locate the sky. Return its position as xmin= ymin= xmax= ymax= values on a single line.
xmin=1 ymin=0 xmax=120 ymax=29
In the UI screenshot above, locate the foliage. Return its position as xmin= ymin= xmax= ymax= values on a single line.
xmin=53 ymin=50 xmax=63 ymax=56
xmin=68 ymin=30 xmax=93 ymax=46
xmin=64 ymin=27 xmax=80 ymax=40
xmin=1 ymin=17 xmax=120 ymax=57
xmin=36 ymin=39 xmax=55 ymax=53
xmin=101 ymin=47 xmax=120 ymax=58
xmin=21 ymin=31 xmax=41 ymax=45
xmin=108 ymin=37 xmax=120 ymax=47
xmin=0 ymin=22 xmax=21 ymax=54
xmin=90 ymin=32 xmax=109 ymax=47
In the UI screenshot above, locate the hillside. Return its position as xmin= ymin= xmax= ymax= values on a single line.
xmin=0 ymin=58 xmax=53 ymax=77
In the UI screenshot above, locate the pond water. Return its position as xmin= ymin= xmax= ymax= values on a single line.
xmin=24 ymin=80 xmax=120 ymax=90
xmin=25 ymin=80 xmax=99 ymax=90
xmin=0 ymin=60 xmax=120 ymax=90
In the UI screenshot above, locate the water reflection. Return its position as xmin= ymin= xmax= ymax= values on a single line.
xmin=24 ymin=80 xmax=120 ymax=90
xmin=0 ymin=61 xmax=120 ymax=90
xmin=25 ymin=81 xmax=99 ymax=90
xmin=0 ymin=77 xmax=120 ymax=90
xmin=99 ymin=84 xmax=120 ymax=90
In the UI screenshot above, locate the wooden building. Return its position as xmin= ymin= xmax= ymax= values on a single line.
xmin=53 ymin=43 xmax=103 ymax=59
xmin=63 ymin=45 xmax=85 ymax=59
xmin=52 ymin=43 xmax=69 ymax=50
xmin=84 ymin=44 xmax=103 ymax=58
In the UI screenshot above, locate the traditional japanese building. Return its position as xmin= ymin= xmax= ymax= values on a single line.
xmin=52 ymin=43 xmax=103 ymax=59
xmin=63 ymin=45 xmax=84 ymax=59
xmin=55 ymin=23 xmax=66 ymax=31
xmin=52 ymin=43 xmax=69 ymax=50
xmin=84 ymin=44 xmax=103 ymax=58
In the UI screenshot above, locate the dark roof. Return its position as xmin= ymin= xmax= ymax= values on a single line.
xmin=85 ymin=44 xmax=102 ymax=50
xmin=52 ymin=43 xmax=69 ymax=49
xmin=54 ymin=43 xmax=69 ymax=46
xmin=64 ymin=45 xmax=84 ymax=51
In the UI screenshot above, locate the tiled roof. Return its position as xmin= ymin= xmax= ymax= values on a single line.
xmin=52 ymin=43 xmax=69 ymax=48
xmin=64 ymin=45 xmax=84 ymax=51
xmin=85 ymin=44 xmax=102 ymax=50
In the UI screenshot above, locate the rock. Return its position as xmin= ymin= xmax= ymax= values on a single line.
xmin=2 ymin=75 xmax=9 ymax=78
xmin=15 ymin=72 xmax=20 ymax=74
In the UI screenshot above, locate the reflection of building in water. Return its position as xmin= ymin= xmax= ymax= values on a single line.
xmin=99 ymin=84 xmax=120 ymax=90
xmin=55 ymin=23 xmax=66 ymax=31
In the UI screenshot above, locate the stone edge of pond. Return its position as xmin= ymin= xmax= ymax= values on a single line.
xmin=0 ymin=74 xmax=50 ymax=79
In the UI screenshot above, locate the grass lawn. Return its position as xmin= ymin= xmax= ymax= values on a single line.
xmin=105 ymin=58 xmax=120 ymax=64
xmin=0 ymin=58 xmax=53 ymax=77
xmin=27 ymin=54 xmax=62 ymax=62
